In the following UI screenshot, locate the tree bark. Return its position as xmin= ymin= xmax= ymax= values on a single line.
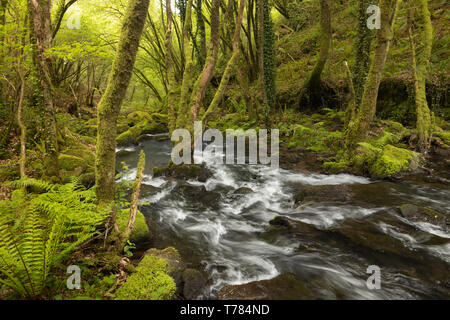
xmin=95 ymin=0 xmax=150 ymax=206
xmin=297 ymin=0 xmax=331 ymax=109
xmin=409 ymin=0 xmax=433 ymax=153
xmin=189 ymin=0 xmax=221 ymax=122
xmin=345 ymin=0 xmax=399 ymax=153
xmin=202 ymin=0 xmax=246 ymax=127
xmin=27 ymin=0 xmax=60 ymax=181
xmin=121 ymin=150 xmax=145 ymax=248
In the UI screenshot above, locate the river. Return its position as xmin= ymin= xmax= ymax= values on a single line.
xmin=116 ymin=137 xmax=450 ymax=299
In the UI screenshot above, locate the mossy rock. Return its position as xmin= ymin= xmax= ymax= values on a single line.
xmin=434 ymin=131 xmax=450 ymax=146
xmin=58 ymin=154 xmax=87 ymax=171
xmin=127 ymin=111 xmax=152 ymax=127
xmin=114 ymin=254 xmax=176 ymax=300
xmin=116 ymin=208 xmax=150 ymax=243
xmin=146 ymin=247 xmax=184 ymax=288
xmin=116 ymin=125 xmax=142 ymax=146
xmin=351 ymin=142 xmax=381 ymax=173
xmin=140 ymin=121 xmax=168 ymax=134
xmin=369 ymin=144 xmax=420 ymax=179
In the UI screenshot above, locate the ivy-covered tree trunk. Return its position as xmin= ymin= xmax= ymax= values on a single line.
xmin=262 ymin=0 xmax=277 ymax=112
xmin=95 ymin=0 xmax=150 ymax=206
xmin=298 ymin=0 xmax=331 ymax=110
xmin=27 ymin=0 xmax=60 ymax=181
xmin=354 ymin=0 xmax=374 ymax=107
xmin=409 ymin=0 xmax=433 ymax=153
xmin=196 ymin=0 xmax=206 ymax=65
xmin=345 ymin=0 xmax=399 ymax=153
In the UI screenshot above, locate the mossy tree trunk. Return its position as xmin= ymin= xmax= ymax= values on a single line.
xmin=297 ymin=0 xmax=331 ymax=110
xmin=175 ymin=0 xmax=194 ymax=130
xmin=189 ymin=0 xmax=220 ymax=122
xmin=17 ymin=58 xmax=26 ymax=178
xmin=95 ymin=0 xmax=150 ymax=206
xmin=195 ymin=0 xmax=206 ymax=65
xmin=408 ymin=0 xmax=433 ymax=153
xmin=345 ymin=0 xmax=399 ymax=153
xmin=166 ymin=0 xmax=178 ymax=133
xmin=202 ymin=0 xmax=246 ymax=128
xmin=354 ymin=0 xmax=374 ymax=107
xmin=27 ymin=0 xmax=60 ymax=181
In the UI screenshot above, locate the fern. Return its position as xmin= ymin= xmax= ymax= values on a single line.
xmin=0 ymin=179 xmax=110 ymax=298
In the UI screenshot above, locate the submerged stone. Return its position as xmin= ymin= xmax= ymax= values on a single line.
xmin=218 ymin=274 xmax=312 ymax=300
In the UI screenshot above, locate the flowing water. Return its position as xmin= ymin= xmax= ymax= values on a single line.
xmin=117 ymin=138 xmax=450 ymax=300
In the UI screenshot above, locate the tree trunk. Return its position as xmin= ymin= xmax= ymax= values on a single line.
xmin=298 ymin=0 xmax=331 ymax=109
xmin=353 ymin=0 xmax=373 ymax=107
xmin=202 ymin=0 xmax=246 ymax=127
xmin=121 ymin=150 xmax=145 ymax=249
xmin=189 ymin=0 xmax=221 ymax=122
xmin=345 ymin=0 xmax=399 ymax=152
xmin=409 ymin=0 xmax=433 ymax=153
xmin=95 ymin=0 xmax=150 ymax=206
xmin=17 ymin=60 xmax=26 ymax=179
xmin=27 ymin=0 xmax=60 ymax=181
xmin=166 ymin=0 xmax=178 ymax=133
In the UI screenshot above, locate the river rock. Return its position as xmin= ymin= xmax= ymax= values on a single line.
xmin=218 ymin=274 xmax=312 ymax=300
xmin=146 ymin=247 xmax=185 ymax=289
xmin=294 ymin=182 xmax=398 ymax=207
xmin=399 ymin=204 xmax=448 ymax=228
xmin=153 ymin=163 xmax=212 ymax=182
xmin=140 ymin=184 xmax=162 ymax=196
xmin=232 ymin=187 xmax=254 ymax=195
xmin=182 ymin=268 xmax=207 ymax=300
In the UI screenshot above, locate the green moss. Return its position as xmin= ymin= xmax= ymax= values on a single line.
xmin=323 ymin=160 xmax=348 ymax=173
xmin=127 ymin=111 xmax=152 ymax=126
xmin=369 ymin=144 xmax=418 ymax=178
xmin=140 ymin=121 xmax=167 ymax=134
xmin=434 ymin=131 xmax=450 ymax=145
xmin=58 ymin=154 xmax=87 ymax=171
xmin=116 ymin=208 xmax=150 ymax=243
xmin=116 ymin=125 xmax=142 ymax=146
xmin=114 ymin=255 xmax=176 ymax=300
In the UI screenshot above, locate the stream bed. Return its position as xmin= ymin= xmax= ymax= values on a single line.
xmin=117 ymin=138 xmax=450 ymax=300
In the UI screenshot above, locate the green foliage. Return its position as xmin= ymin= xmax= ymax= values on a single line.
xmin=0 ymin=178 xmax=110 ymax=298
xmin=114 ymin=255 xmax=176 ymax=300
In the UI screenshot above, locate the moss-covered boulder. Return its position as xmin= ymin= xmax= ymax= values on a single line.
xmin=369 ymin=144 xmax=421 ymax=179
xmin=114 ymin=254 xmax=176 ymax=300
xmin=140 ymin=121 xmax=167 ymax=135
xmin=145 ymin=247 xmax=184 ymax=288
xmin=116 ymin=125 xmax=142 ymax=146
xmin=116 ymin=208 xmax=150 ymax=243
xmin=127 ymin=111 xmax=152 ymax=127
